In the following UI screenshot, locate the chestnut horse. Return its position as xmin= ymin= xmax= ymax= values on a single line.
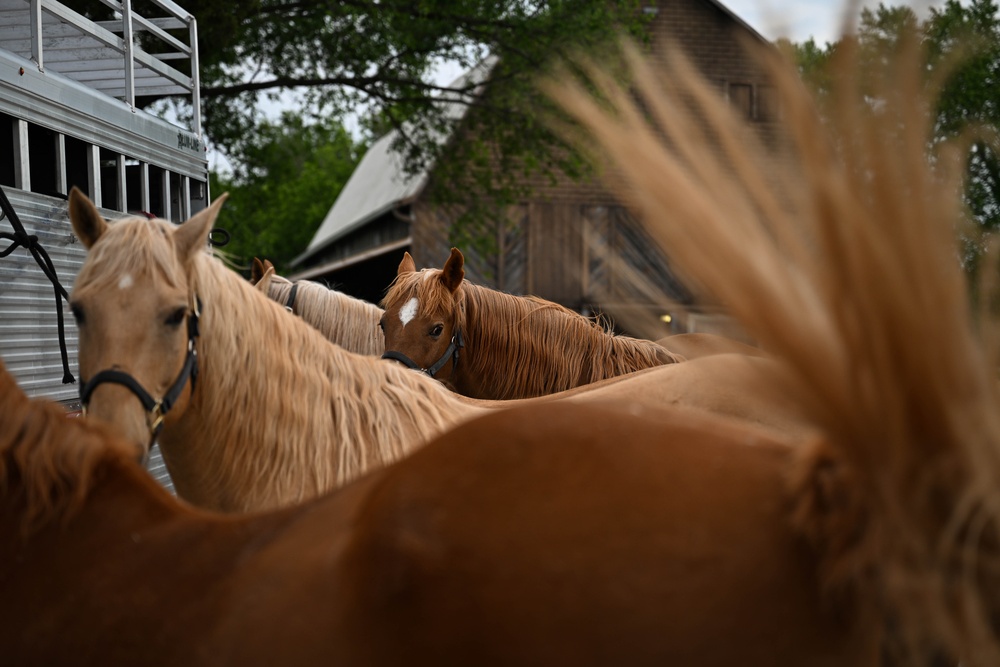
xmin=0 ymin=355 xmax=870 ymax=666
xmin=252 ymin=255 xmax=758 ymax=370
xmin=249 ymin=257 xmax=385 ymax=356
xmin=380 ymin=247 xmax=683 ymax=399
xmin=5 ymin=31 xmax=998 ymax=664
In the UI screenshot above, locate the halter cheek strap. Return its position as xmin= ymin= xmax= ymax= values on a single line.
xmin=285 ymin=282 xmax=299 ymax=313
xmin=382 ymin=328 xmax=464 ymax=379
xmin=79 ymin=297 xmax=202 ymax=439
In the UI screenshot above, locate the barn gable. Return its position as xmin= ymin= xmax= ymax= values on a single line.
xmin=291 ymin=0 xmax=780 ymax=337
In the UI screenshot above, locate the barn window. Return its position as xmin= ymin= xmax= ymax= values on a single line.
xmin=728 ymin=83 xmax=753 ymax=120
xmin=757 ymin=85 xmax=780 ymax=122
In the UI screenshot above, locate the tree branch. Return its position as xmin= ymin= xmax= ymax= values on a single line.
xmin=202 ymin=74 xmax=485 ymax=98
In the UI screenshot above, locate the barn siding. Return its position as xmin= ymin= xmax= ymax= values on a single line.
xmin=408 ymin=0 xmax=782 ymax=325
xmin=301 ymin=0 xmax=781 ymax=338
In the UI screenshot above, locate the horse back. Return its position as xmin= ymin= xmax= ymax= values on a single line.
xmin=333 ymin=401 xmax=881 ymax=666
xmin=657 ymin=332 xmax=765 ymax=361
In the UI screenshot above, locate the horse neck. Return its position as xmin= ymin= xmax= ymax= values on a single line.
xmin=296 ymin=282 xmax=385 ymax=356
xmin=159 ymin=255 xmax=476 ymax=511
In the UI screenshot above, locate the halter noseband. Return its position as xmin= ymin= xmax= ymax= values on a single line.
xmin=79 ymin=297 xmax=202 ymax=440
xmin=382 ymin=327 xmax=464 ymax=379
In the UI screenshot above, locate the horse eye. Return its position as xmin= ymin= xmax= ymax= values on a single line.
xmin=429 ymin=324 xmax=444 ymax=338
xmin=165 ymin=307 xmax=187 ymax=327
xmin=378 ymin=318 xmax=386 ymax=331
xmin=70 ymin=304 xmax=85 ymax=325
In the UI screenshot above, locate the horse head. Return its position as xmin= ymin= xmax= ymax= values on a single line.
xmin=68 ymin=187 xmax=227 ymax=458
xmin=380 ymin=248 xmax=465 ymax=381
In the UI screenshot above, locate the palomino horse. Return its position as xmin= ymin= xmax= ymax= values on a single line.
xmin=380 ymin=247 xmax=683 ymax=399
xmin=68 ymin=193 xmax=811 ymax=514
xmin=68 ymin=192 xmax=477 ymax=512
xmin=5 ymin=32 xmax=997 ymax=666
xmin=249 ymin=257 xmax=385 ymax=355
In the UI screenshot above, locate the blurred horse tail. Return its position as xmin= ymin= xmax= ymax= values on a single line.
xmin=548 ymin=28 xmax=1000 ymax=665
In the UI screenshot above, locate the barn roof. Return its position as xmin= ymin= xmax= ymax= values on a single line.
xmin=293 ymin=56 xmax=497 ymax=266
xmin=294 ymin=0 xmax=768 ymax=268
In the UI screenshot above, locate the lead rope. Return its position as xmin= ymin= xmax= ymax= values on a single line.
xmin=0 ymin=187 xmax=75 ymax=384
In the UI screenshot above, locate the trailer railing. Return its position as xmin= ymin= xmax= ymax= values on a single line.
xmin=2 ymin=0 xmax=200 ymax=136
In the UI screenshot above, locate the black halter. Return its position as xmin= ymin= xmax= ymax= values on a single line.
xmin=382 ymin=328 xmax=464 ymax=379
xmin=79 ymin=297 xmax=202 ymax=440
xmin=284 ymin=282 xmax=300 ymax=313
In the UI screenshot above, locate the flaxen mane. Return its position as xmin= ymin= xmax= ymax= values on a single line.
xmin=180 ymin=246 xmax=476 ymax=507
xmin=383 ymin=270 xmax=681 ymax=399
xmin=259 ymin=270 xmax=385 ymax=355
xmin=549 ymin=33 xmax=1000 ymax=664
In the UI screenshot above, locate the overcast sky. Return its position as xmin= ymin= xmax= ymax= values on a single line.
xmin=724 ymin=0 xmax=945 ymax=45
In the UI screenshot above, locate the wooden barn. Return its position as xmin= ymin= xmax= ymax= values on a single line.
xmin=289 ymin=0 xmax=783 ymax=338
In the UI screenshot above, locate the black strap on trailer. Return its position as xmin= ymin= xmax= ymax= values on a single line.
xmin=0 ymin=186 xmax=75 ymax=384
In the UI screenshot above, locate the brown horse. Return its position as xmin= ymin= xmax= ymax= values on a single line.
xmin=252 ymin=256 xmax=757 ymax=366
xmin=251 ymin=258 xmax=759 ymax=365
xmin=249 ymin=258 xmax=385 ymax=356
xmin=0 ymin=354 xmax=871 ymax=666
xmin=380 ymin=247 xmax=682 ymax=399
xmin=3 ymin=28 xmax=995 ymax=666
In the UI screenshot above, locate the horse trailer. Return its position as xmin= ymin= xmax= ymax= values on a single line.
xmin=0 ymin=0 xmax=210 ymax=489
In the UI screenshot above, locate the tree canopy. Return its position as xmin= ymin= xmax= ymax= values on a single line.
xmin=186 ymin=1 xmax=648 ymax=202
xmin=210 ymin=112 xmax=364 ymax=272
xmin=785 ymin=0 xmax=1000 ymax=234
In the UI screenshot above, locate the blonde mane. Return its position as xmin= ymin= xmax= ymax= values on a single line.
xmin=264 ymin=272 xmax=385 ymax=356
xmin=549 ymin=35 xmax=1000 ymax=663
xmin=383 ymin=270 xmax=681 ymax=399
xmin=77 ymin=217 xmax=479 ymax=512
xmin=0 ymin=361 xmax=136 ymax=531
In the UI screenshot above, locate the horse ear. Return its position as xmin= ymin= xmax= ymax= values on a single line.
xmin=68 ymin=186 xmax=108 ymax=249
xmin=255 ymin=266 xmax=275 ymax=293
xmin=174 ymin=193 xmax=228 ymax=261
xmin=398 ymin=252 xmax=416 ymax=275
xmin=441 ymin=247 xmax=465 ymax=293
xmin=250 ymin=257 xmax=266 ymax=285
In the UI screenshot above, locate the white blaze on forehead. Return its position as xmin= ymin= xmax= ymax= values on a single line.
xmin=117 ymin=274 xmax=134 ymax=290
xmin=399 ymin=297 xmax=419 ymax=327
